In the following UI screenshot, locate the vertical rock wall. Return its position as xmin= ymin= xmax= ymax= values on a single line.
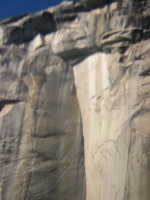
xmin=74 ymin=44 xmax=150 ymax=199
xmin=0 ymin=4 xmax=85 ymax=200
xmin=0 ymin=0 xmax=149 ymax=199
xmin=72 ymin=1 xmax=150 ymax=199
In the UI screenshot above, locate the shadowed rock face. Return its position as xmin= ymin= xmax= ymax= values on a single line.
xmin=0 ymin=0 xmax=150 ymax=200
xmin=0 ymin=11 xmax=85 ymax=199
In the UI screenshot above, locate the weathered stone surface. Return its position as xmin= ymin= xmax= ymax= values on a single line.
xmin=1 ymin=12 xmax=57 ymax=45
xmin=73 ymin=39 xmax=150 ymax=199
xmin=0 ymin=10 xmax=85 ymax=199
xmin=0 ymin=0 xmax=150 ymax=200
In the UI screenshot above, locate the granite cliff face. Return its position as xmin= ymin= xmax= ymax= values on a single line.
xmin=0 ymin=0 xmax=150 ymax=199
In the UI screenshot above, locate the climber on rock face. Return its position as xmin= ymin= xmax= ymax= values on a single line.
xmin=70 ymin=83 xmax=76 ymax=95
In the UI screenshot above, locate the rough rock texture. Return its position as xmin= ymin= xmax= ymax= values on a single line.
xmin=0 ymin=3 xmax=85 ymax=200
xmin=0 ymin=0 xmax=150 ymax=200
